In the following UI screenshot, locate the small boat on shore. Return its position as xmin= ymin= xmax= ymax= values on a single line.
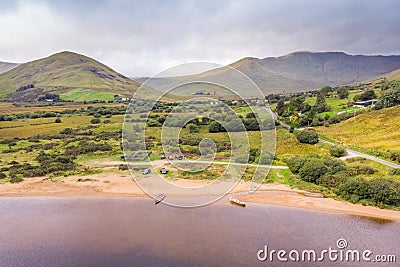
xmin=155 ymin=193 xmax=166 ymax=205
xmin=229 ymin=196 xmax=246 ymax=207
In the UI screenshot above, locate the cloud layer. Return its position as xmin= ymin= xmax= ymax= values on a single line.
xmin=0 ymin=0 xmax=399 ymax=76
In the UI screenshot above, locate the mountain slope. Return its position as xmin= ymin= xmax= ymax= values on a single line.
xmin=0 ymin=51 xmax=142 ymax=100
xmin=141 ymin=52 xmax=400 ymax=96
xmin=231 ymin=52 xmax=400 ymax=93
xmin=0 ymin=61 xmax=19 ymax=74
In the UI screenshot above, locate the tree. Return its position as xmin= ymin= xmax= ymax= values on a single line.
xmin=295 ymin=130 xmax=319 ymax=144
xmin=276 ymin=99 xmax=286 ymax=116
xmin=187 ymin=123 xmax=199 ymax=133
xmin=354 ymin=90 xmax=377 ymax=101
xmin=375 ymin=87 xmax=400 ymax=109
xmin=315 ymin=92 xmax=330 ymax=113
xmin=320 ymin=86 xmax=333 ymax=95
xmin=299 ymin=159 xmax=329 ymax=183
xmin=337 ymin=87 xmax=349 ymax=99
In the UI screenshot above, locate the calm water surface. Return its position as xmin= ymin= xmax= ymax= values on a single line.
xmin=0 ymin=197 xmax=399 ymax=266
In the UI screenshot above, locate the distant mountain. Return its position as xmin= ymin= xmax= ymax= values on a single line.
xmin=0 ymin=61 xmax=19 ymax=74
xmin=136 ymin=52 xmax=400 ymax=96
xmin=0 ymin=51 xmax=144 ymax=101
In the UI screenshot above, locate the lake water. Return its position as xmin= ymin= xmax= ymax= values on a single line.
xmin=0 ymin=197 xmax=399 ymax=266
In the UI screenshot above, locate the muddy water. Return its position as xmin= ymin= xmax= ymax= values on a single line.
xmin=0 ymin=197 xmax=398 ymax=266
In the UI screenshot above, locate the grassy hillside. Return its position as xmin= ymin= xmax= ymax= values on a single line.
xmin=60 ymin=88 xmax=117 ymax=102
xmin=316 ymin=106 xmax=400 ymax=151
xmin=0 ymin=51 xmax=141 ymax=99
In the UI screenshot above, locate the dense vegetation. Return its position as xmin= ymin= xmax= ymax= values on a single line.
xmin=285 ymin=154 xmax=400 ymax=207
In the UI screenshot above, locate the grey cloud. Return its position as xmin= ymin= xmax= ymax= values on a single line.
xmin=0 ymin=0 xmax=399 ymax=76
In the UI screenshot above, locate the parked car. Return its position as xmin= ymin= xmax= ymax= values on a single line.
xmin=160 ymin=167 xmax=168 ymax=174
xmin=142 ymin=168 xmax=151 ymax=175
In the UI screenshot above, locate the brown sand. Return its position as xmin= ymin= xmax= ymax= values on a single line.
xmin=1 ymin=172 xmax=399 ymax=221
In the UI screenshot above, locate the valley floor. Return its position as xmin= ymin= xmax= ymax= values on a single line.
xmin=1 ymin=171 xmax=400 ymax=222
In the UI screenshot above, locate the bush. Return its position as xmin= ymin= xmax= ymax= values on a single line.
xmin=298 ymin=159 xmax=329 ymax=183
xmin=338 ymin=177 xmax=370 ymax=201
xmin=60 ymin=128 xmax=74 ymax=135
xmin=323 ymin=156 xmax=348 ymax=174
xmin=329 ymin=146 xmax=347 ymax=157
xmin=208 ymin=121 xmax=225 ymax=133
xmin=285 ymin=155 xmax=308 ymax=174
xmin=294 ymin=130 xmax=319 ymax=144
xmin=351 ymin=165 xmax=377 ymax=175
xmin=368 ymin=179 xmax=400 ymax=206
xmin=0 ymin=172 xmax=6 ymax=179
xmin=234 ymin=155 xmax=248 ymax=164
xmin=9 ymin=174 xmax=23 ymax=183
xmin=316 ymin=171 xmax=349 ymax=188
xmin=259 ymin=153 xmax=274 ymax=165
xmin=90 ymin=118 xmax=101 ymax=124
xmin=55 ymin=118 xmax=62 ymax=123
xmin=187 ymin=123 xmax=199 ymax=133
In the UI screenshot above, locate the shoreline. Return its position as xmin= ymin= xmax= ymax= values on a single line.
xmin=1 ymin=172 xmax=400 ymax=221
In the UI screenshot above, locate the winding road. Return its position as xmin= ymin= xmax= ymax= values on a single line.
xmin=320 ymin=139 xmax=400 ymax=169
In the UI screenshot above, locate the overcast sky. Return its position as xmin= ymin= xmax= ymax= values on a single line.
xmin=0 ymin=0 xmax=399 ymax=76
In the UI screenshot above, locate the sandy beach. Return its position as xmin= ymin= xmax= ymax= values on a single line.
xmin=1 ymin=172 xmax=400 ymax=221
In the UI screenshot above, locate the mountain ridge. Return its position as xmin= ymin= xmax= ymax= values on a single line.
xmin=135 ymin=51 xmax=400 ymax=96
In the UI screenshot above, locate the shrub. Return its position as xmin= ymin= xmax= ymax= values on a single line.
xmin=323 ymin=156 xmax=348 ymax=174
xmin=0 ymin=172 xmax=6 ymax=179
xmin=285 ymin=155 xmax=308 ymax=174
xmin=298 ymin=159 xmax=329 ymax=183
xmin=234 ymin=155 xmax=248 ymax=164
xmin=60 ymin=128 xmax=74 ymax=135
xmin=329 ymin=146 xmax=347 ymax=157
xmin=338 ymin=177 xmax=370 ymax=202
xmin=90 ymin=118 xmax=101 ymax=124
xmin=259 ymin=153 xmax=274 ymax=165
xmin=55 ymin=118 xmax=62 ymax=123
xmin=186 ymin=123 xmax=199 ymax=133
xmin=328 ymin=116 xmax=340 ymax=124
xmin=368 ymin=179 xmax=400 ymax=206
xmin=9 ymin=173 xmax=23 ymax=183
xmin=351 ymin=165 xmax=377 ymax=175
xmin=294 ymin=130 xmax=319 ymax=144
xmin=316 ymin=171 xmax=349 ymax=188
xmin=208 ymin=121 xmax=225 ymax=133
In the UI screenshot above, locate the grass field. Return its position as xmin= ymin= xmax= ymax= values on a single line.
xmin=316 ymin=106 xmax=400 ymax=151
xmin=60 ymin=88 xmax=117 ymax=102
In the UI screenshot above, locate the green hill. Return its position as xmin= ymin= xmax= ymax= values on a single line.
xmin=0 ymin=51 xmax=143 ymax=100
xmin=316 ymin=105 xmax=400 ymax=151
